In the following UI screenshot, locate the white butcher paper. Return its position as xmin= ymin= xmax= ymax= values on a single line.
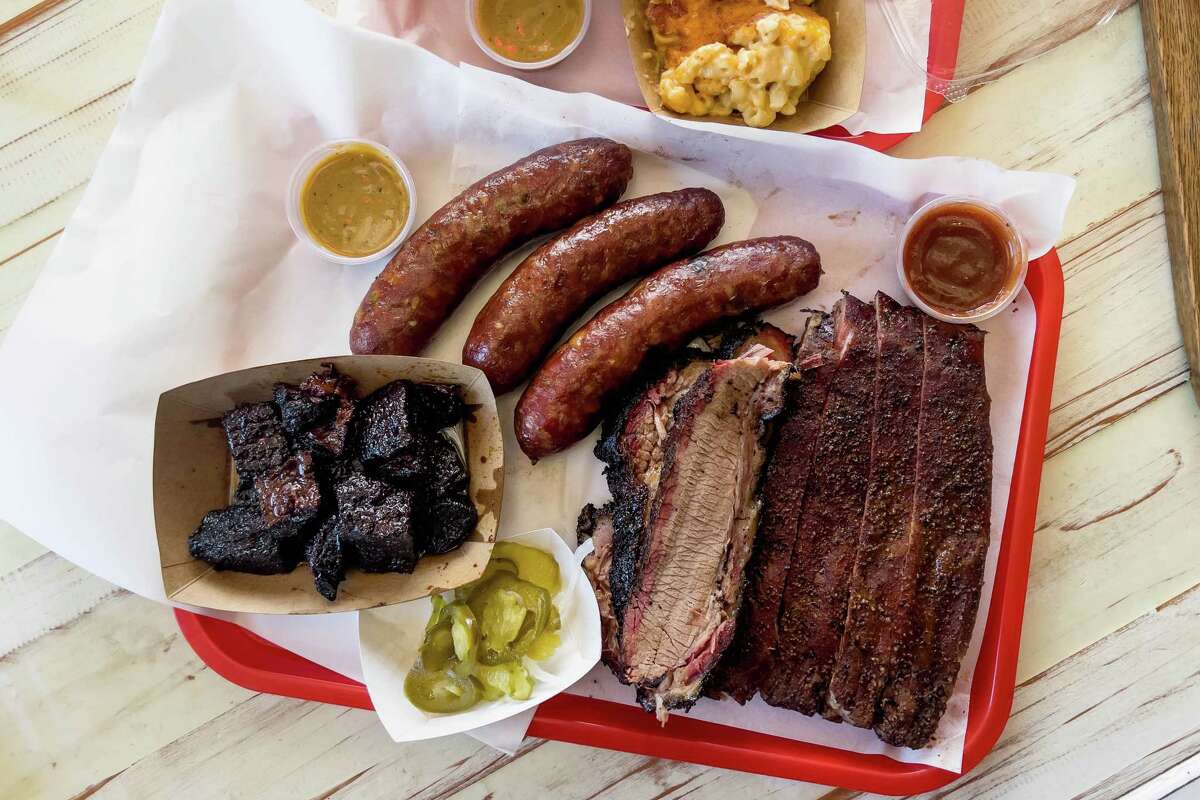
xmin=0 ymin=0 xmax=1071 ymax=774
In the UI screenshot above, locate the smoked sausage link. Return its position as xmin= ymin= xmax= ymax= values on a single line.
xmin=515 ymin=236 xmax=822 ymax=461
xmin=349 ymin=138 xmax=633 ymax=356
xmin=463 ymin=188 xmax=726 ymax=394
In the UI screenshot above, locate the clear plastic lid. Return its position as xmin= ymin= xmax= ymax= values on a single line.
xmin=879 ymin=0 xmax=1125 ymax=100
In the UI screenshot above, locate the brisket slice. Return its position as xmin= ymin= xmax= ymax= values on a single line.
xmin=760 ymin=294 xmax=878 ymax=717
xmin=826 ymin=293 xmax=926 ymax=726
xmin=595 ymin=353 xmax=715 ymax=628
xmin=873 ymin=317 xmax=992 ymax=749
xmin=707 ymin=312 xmax=838 ymax=703
xmin=618 ymin=353 xmax=788 ymax=719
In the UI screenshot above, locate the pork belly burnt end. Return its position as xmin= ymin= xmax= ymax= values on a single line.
xmin=188 ymin=505 xmax=300 ymax=575
xmin=222 ymin=402 xmax=290 ymax=477
xmin=873 ymin=317 xmax=992 ymax=749
xmin=618 ymin=353 xmax=788 ymax=719
xmin=306 ymin=515 xmax=345 ymax=601
xmin=334 ymin=473 xmax=417 ymax=573
xmin=275 ymin=365 xmax=358 ymax=458
xmin=253 ymin=450 xmax=322 ymax=530
xmin=355 ymin=380 xmax=466 ymax=465
xmin=827 ymin=293 xmax=926 ymax=726
xmin=761 ymin=294 xmax=879 ymax=717
xmin=415 ymin=494 xmax=477 ymax=556
xmin=375 ymin=431 xmax=468 ymax=494
xmin=708 ymin=312 xmax=837 ymax=703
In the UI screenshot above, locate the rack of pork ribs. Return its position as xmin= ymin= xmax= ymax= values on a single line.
xmin=188 ymin=365 xmax=477 ymax=601
xmin=579 ymin=292 xmax=993 ymax=750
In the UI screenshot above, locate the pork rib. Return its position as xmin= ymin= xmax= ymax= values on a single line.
xmin=873 ymin=316 xmax=992 ymax=749
xmin=707 ymin=312 xmax=838 ymax=703
xmin=826 ymin=293 xmax=926 ymax=726
xmin=618 ymin=353 xmax=788 ymax=719
xmin=760 ymin=294 xmax=878 ymax=716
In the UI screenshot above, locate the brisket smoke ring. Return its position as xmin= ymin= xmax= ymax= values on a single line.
xmin=579 ymin=294 xmax=993 ymax=749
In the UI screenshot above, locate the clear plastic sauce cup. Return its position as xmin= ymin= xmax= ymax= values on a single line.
xmin=897 ymin=195 xmax=1027 ymax=325
xmin=286 ymin=138 xmax=418 ymax=266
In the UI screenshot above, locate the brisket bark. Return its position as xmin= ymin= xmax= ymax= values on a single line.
xmin=617 ymin=353 xmax=787 ymax=718
xmin=872 ymin=316 xmax=992 ymax=749
xmin=826 ymin=293 xmax=926 ymax=726
xmin=578 ymin=503 xmax=620 ymax=672
xmin=760 ymin=294 xmax=878 ymax=717
xmin=707 ymin=312 xmax=838 ymax=703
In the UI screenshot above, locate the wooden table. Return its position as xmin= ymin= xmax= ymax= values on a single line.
xmin=2 ymin=1 xmax=1199 ymax=798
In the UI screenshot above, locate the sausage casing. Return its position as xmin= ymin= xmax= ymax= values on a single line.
xmin=463 ymin=188 xmax=725 ymax=394
xmin=515 ymin=236 xmax=822 ymax=460
xmin=350 ymin=138 xmax=633 ymax=355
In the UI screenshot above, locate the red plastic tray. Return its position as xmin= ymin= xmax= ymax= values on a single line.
xmin=177 ymin=246 xmax=1061 ymax=794
xmin=176 ymin=4 xmax=1065 ymax=793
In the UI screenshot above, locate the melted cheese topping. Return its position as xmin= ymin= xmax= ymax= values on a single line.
xmin=657 ymin=9 xmax=831 ymax=128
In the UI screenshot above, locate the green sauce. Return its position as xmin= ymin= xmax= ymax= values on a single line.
xmin=475 ymin=0 xmax=584 ymax=63
xmin=300 ymin=143 xmax=408 ymax=258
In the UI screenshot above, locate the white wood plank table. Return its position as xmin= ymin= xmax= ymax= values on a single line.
xmin=2 ymin=2 xmax=1198 ymax=798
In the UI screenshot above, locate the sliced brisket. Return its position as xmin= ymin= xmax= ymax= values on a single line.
xmin=873 ymin=317 xmax=991 ymax=749
xmin=826 ymin=293 xmax=926 ymax=726
xmin=707 ymin=312 xmax=838 ymax=703
xmin=760 ymin=294 xmax=878 ymax=717
xmin=618 ymin=352 xmax=788 ymax=718
xmin=596 ymin=353 xmax=715 ymax=628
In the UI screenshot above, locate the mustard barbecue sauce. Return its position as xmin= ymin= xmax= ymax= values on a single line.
xmin=300 ymin=144 xmax=408 ymax=258
xmin=475 ymin=0 xmax=584 ymax=63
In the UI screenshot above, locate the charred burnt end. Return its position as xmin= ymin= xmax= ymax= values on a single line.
xmin=222 ymin=402 xmax=289 ymax=477
xmin=189 ymin=369 xmax=475 ymax=601
xmin=355 ymin=380 xmax=466 ymax=465
xmin=275 ymin=365 xmax=358 ymax=459
xmin=305 ymin=515 xmax=345 ymax=601
xmin=422 ymin=433 xmax=469 ymax=496
xmin=373 ymin=437 xmax=429 ymax=485
xmin=334 ymin=473 xmax=417 ymax=573
xmin=409 ymin=382 xmax=467 ymax=430
xmin=372 ymin=431 xmax=468 ymax=495
xmin=355 ymin=381 xmax=420 ymax=463
xmin=232 ymin=476 xmax=259 ymax=507
xmin=254 ymin=450 xmax=322 ymax=530
xmin=414 ymin=494 xmax=477 ymax=555
xmin=188 ymin=505 xmax=300 ymax=575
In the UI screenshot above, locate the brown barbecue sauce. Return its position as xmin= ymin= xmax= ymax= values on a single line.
xmin=903 ymin=201 xmax=1022 ymax=316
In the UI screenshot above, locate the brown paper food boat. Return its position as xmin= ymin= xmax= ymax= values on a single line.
xmin=153 ymin=356 xmax=503 ymax=615
xmin=622 ymin=0 xmax=866 ymax=134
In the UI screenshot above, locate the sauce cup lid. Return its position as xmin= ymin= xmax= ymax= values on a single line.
xmin=896 ymin=195 xmax=1028 ymax=325
xmin=286 ymin=138 xmax=418 ymax=266
xmin=465 ymin=0 xmax=592 ymax=71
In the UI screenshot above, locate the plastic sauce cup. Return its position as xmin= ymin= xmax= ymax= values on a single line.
xmin=897 ymin=195 xmax=1028 ymax=325
xmin=465 ymin=0 xmax=592 ymax=71
xmin=286 ymin=138 xmax=418 ymax=266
